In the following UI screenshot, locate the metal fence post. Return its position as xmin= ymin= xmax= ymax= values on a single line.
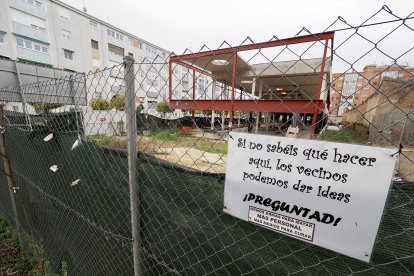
xmin=124 ymin=56 xmax=141 ymax=276
xmin=0 ymin=106 xmax=23 ymax=248
xmin=14 ymin=61 xmax=33 ymax=132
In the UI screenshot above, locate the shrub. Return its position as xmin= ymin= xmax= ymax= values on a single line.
xmin=30 ymin=102 xmax=61 ymax=113
xmin=90 ymin=99 xmax=110 ymax=110
xmin=136 ymin=104 xmax=144 ymax=113
xmin=110 ymin=94 xmax=126 ymax=111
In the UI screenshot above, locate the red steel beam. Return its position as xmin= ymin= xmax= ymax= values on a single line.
xmin=170 ymin=99 xmax=324 ymax=114
xmin=173 ymin=60 xmax=212 ymax=77
xmin=170 ymin=32 xmax=335 ymax=61
xmin=310 ymin=38 xmax=329 ymax=139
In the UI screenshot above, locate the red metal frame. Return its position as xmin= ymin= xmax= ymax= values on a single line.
xmin=170 ymin=99 xmax=324 ymax=113
xmin=168 ymin=31 xmax=335 ymax=135
xmin=310 ymin=38 xmax=330 ymax=139
xmin=169 ymin=32 xmax=334 ymax=61
xmin=174 ymin=60 xmax=212 ymax=77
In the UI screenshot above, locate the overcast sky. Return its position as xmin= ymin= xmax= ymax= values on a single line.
xmin=62 ymin=0 xmax=414 ymax=71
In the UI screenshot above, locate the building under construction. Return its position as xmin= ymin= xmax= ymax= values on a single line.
xmin=168 ymin=32 xmax=334 ymax=138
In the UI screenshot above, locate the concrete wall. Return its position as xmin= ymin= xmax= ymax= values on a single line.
xmin=83 ymin=108 xmax=126 ymax=136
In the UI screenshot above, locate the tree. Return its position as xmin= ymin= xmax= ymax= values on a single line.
xmin=156 ymin=101 xmax=174 ymax=118
xmin=90 ymin=99 xmax=110 ymax=110
xmin=110 ymin=94 xmax=126 ymax=111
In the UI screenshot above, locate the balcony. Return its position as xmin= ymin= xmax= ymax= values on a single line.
xmin=9 ymin=0 xmax=45 ymax=19
xmin=107 ymin=35 xmax=124 ymax=48
xmin=108 ymin=52 xmax=123 ymax=63
xmin=16 ymin=47 xmax=51 ymax=65
xmin=147 ymin=91 xmax=159 ymax=98
xmin=13 ymin=21 xmax=48 ymax=43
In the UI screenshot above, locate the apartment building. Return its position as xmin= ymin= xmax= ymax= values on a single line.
xmin=330 ymin=64 xmax=414 ymax=116
xmin=0 ymin=0 xmax=170 ymax=113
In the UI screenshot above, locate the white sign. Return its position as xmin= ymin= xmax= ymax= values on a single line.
xmin=224 ymin=132 xmax=397 ymax=262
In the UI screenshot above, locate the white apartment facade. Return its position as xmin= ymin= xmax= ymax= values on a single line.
xmin=0 ymin=0 xmax=171 ymax=114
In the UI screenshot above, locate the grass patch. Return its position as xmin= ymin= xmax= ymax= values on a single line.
xmin=150 ymin=129 xmax=180 ymax=141
xmin=320 ymin=128 xmax=364 ymax=144
xmin=193 ymin=139 xmax=228 ymax=155
xmin=86 ymin=134 xmax=127 ymax=148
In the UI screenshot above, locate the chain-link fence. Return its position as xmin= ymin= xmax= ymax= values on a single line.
xmin=0 ymin=5 xmax=413 ymax=276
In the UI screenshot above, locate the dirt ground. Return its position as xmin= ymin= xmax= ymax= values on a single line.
xmin=154 ymin=147 xmax=227 ymax=173
xmin=105 ymin=135 xmax=228 ymax=173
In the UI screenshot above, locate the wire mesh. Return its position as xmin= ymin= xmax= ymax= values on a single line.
xmin=0 ymin=5 xmax=413 ymax=275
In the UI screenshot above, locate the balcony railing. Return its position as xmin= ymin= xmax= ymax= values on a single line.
xmin=16 ymin=47 xmax=51 ymax=65
xmin=107 ymin=35 xmax=124 ymax=48
xmin=108 ymin=52 xmax=123 ymax=63
xmin=13 ymin=21 xmax=48 ymax=43
xmin=9 ymin=0 xmax=45 ymax=18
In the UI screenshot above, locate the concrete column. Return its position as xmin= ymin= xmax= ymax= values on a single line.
xmin=266 ymin=90 xmax=273 ymax=131
xmin=211 ymin=80 xmax=215 ymax=130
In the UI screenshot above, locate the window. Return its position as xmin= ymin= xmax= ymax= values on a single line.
xmin=147 ymin=101 xmax=156 ymax=110
xmin=128 ymin=37 xmax=133 ymax=46
xmin=64 ymin=49 xmax=73 ymax=60
xmin=15 ymin=37 xmax=49 ymax=53
xmin=146 ymin=45 xmax=157 ymax=59
xmin=198 ymin=79 xmax=205 ymax=93
xmin=107 ymin=29 xmax=124 ymax=41
xmin=24 ymin=0 xmax=42 ymax=7
xmin=30 ymin=24 xmax=45 ymax=31
xmin=61 ymin=29 xmax=71 ymax=41
xmin=24 ymin=40 xmax=32 ymax=48
xmin=91 ymin=40 xmax=98 ymax=49
xmin=90 ymin=21 xmax=97 ymax=32
xmin=382 ymin=71 xmax=398 ymax=79
xmin=0 ymin=33 xmax=5 ymax=43
xmin=146 ymin=76 xmax=158 ymax=87
xmin=58 ymin=8 xmax=70 ymax=20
